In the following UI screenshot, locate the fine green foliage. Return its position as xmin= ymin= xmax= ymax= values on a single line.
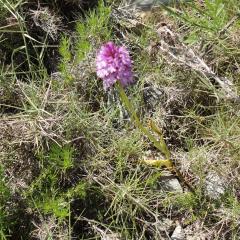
xmin=48 ymin=144 xmax=74 ymax=172
xmin=59 ymin=36 xmax=73 ymax=85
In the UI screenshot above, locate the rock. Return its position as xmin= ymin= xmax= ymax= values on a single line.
xmin=171 ymin=224 xmax=185 ymax=240
xmin=205 ymin=171 xmax=225 ymax=199
xmin=132 ymin=0 xmax=193 ymax=11
xmin=160 ymin=173 xmax=183 ymax=193
xmin=103 ymin=233 xmax=121 ymax=240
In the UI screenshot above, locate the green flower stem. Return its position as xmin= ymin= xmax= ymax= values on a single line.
xmin=116 ymin=81 xmax=171 ymax=160
xmin=116 ymin=82 xmax=195 ymax=192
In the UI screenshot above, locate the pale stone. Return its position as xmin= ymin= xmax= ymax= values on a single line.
xmin=205 ymin=171 xmax=225 ymax=199
xmin=171 ymin=224 xmax=185 ymax=240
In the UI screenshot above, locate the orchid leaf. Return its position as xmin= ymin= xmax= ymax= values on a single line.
xmin=141 ymin=159 xmax=173 ymax=169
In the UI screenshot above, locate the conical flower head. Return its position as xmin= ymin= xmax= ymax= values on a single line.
xmin=96 ymin=42 xmax=133 ymax=90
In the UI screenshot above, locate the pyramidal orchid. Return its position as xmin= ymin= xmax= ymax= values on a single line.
xmin=95 ymin=42 xmax=173 ymax=166
xmin=95 ymin=42 xmax=192 ymax=191
xmin=96 ymin=42 xmax=133 ymax=90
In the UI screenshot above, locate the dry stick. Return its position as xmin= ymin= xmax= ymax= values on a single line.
xmin=219 ymin=14 xmax=240 ymax=38
xmin=156 ymin=26 xmax=240 ymax=102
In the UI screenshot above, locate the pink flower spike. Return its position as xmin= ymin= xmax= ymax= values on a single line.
xmin=96 ymin=42 xmax=133 ymax=90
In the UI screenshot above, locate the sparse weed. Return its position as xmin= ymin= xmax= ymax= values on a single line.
xmin=0 ymin=164 xmax=10 ymax=239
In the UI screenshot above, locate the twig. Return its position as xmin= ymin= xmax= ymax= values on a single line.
xmin=218 ymin=14 xmax=240 ymax=37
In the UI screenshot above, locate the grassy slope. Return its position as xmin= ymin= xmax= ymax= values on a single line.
xmin=0 ymin=0 xmax=240 ymax=239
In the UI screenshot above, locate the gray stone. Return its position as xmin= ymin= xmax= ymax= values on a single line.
xmin=132 ymin=0 xmax=193 ymax=11
xmin=171 ymin=224 xmax=185 ymax=240
xmin=103 ymin=233 xmax=121 ymax=240
xmin=160 ymin=174 xmax=183 ymax=193
xmin=205 ymin=172 xmax=225 ymax=199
